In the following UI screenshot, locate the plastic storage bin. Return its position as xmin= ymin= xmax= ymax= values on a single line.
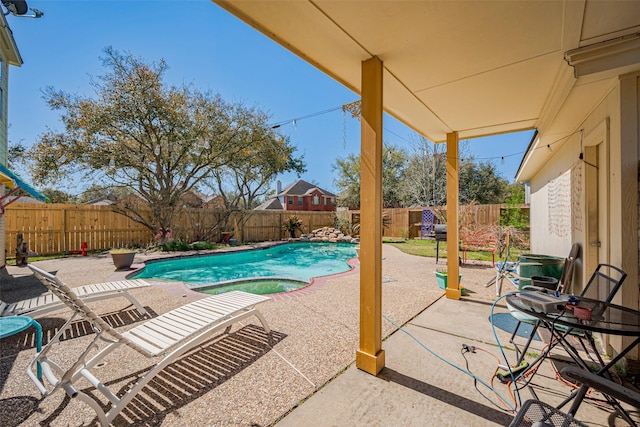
xmin=518 ymin=254 xmax=564 ymax=289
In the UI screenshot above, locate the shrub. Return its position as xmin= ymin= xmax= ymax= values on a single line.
xmin=282 ymin=215 xmax=303 ymax=238
xmin=160 ymin=241 xmax=191 ymax=251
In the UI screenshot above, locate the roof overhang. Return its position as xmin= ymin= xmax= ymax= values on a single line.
xmin=0 ymin=13 xmax=23 ymax=66
xmin=213 ymin=0 xmax=640 ymax=178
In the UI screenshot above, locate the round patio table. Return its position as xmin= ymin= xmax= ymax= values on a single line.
xmin=0 ymin=316 xmax=42 ymax=379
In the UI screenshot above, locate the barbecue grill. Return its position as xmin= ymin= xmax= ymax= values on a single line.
xmin=435 ymin=224 xmax=446 ymax=264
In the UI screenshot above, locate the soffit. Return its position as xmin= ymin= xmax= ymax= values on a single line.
xmin=581 ymin=1 xmax=640 ymax=44
xmin=0 ymin=14 xmax=22 ymax=66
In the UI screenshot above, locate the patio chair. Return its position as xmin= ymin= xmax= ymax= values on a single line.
xmin=509 ymin=366 xmax=640 ymax=426
xmin=486 ymin=231 xmax=518 ymax=295
xmin=26 ymin=264 xmax=272 ymax=427
xmin=507 ymin=263 xmax=627 ymax=374
xmin=1 ymin=275 xmax=151 ymax=318
xmin=421 ymin=209 xmax=435 ymax=238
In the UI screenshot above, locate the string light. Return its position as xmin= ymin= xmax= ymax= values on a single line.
xmin=271 ymin=101 xmax=583 ymax=163
xmin=270 ymin=105 xmax=343 ymax=129
xmin=471 ymin=129 xmax=582 ymax=162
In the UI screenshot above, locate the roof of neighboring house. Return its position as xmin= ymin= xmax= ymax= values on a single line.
xmin=84 ymin=196 xmax=115 ymax=206
xmin=4 ymin=195 xmax=45 ymax=204
xmin=277 ymin=179 xmax=336 ymax=197
xmin=254 ymin=197 xmax=284 ymax=210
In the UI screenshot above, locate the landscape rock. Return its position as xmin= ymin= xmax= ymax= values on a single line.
xmin=304 ymin=226 xmax=357 ymax=243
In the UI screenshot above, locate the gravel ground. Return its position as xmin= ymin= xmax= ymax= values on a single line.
xmin=0 ymin=243 xmax=500 ymax=426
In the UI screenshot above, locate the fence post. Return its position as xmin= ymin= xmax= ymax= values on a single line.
xmin=61 ymin=206 xmax=67 ymax=253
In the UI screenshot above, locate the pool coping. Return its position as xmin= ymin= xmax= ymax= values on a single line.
xmin=264 ymin=256 xmax=359 ymax=300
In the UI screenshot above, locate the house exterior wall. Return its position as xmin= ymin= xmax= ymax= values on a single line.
xmin=0 ymin=56 xmax=7 ymax=267
xmin=530 ymin=84 xmax=619 ymax=281
xmin=282 ymin=190 xmax=336 ymax=212
xmin=528 ymin=74 xmax=640 ymax=359
xmin=528 ymin=132 xmax=581 ymax=260
xmin=613 ymin=72 xmax=640 ymax=359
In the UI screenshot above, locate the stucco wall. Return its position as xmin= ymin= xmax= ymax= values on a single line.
xmin=529 ymin=80 xmax=626 ymax=289
xmin=529 ymin=132 xmax=582 ymax=258
xmin=529 ymin=75 xmax=640 ymax=360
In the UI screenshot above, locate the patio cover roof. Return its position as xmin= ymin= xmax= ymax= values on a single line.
xmin=213 ymin=1 xmax=640 ymax=181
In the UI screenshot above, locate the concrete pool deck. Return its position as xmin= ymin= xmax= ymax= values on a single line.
xmin=0 ymin=244 xmax=637 ymax=426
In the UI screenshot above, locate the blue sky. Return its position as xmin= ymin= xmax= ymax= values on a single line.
xmin=7 ymin=0 xmax=534 ymax=195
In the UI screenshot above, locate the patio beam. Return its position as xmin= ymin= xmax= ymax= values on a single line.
xmin=356 ymin=56 xmax=385 ymax=375
xmin=445 ymin=132 xmax=461 ymax=300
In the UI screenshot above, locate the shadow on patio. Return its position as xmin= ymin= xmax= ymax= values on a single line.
xmin=0 ymin=325 xmax=285 ymax=427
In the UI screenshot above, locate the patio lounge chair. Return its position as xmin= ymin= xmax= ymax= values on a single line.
xmin=1 ymin=276 xmax=151 ymax=318
xmin=26 ymin=264 xmax=271 ymax=426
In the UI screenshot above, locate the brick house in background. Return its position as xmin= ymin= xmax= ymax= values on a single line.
xmin=255 ymin=179 xmax=336 ymax=212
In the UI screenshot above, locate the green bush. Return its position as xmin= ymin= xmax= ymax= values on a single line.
xmin=190 ymin=241 xmax=218 ymax=250
xmin=500 ymin=186 xmax=529 ymax=230
xmin=160 ymin=240 xmax=220 ymax=251
xmin=283 ymin=215 xmax=303 ymax=238
xmin=160 ymin=241 xmax=192 ymax=251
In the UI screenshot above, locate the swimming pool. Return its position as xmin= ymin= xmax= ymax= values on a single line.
xmin=131 ymin=242 xmax=357 ymax=293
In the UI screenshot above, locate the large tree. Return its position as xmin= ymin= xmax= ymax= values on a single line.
xmin=333 ymin=145 xmax=407 ymax=209
xmin=399 ymin=136 xmax=448 ymax=206
xmin=336 ymin=135 xmax=509 ymax=208
xmin=28 ymin=48 xmax=292 ymax=240
xmin=78 ymin=184 xmax=132 ymax=204
xmin=333 ymin=153 xmax=361 ymax=209
xmin=40 ymin=188 xmax=77 ymax=204
xmin=208 ymin=127 xmax=305 ymax=210
xmin=458 ymin=159 xmax=508 ymax=204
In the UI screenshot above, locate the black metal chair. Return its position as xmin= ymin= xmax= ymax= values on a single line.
xmin=508 ymin=262 xmax=627 ymax=368
xmin=509 ymin=366 xmax=640 ymax=426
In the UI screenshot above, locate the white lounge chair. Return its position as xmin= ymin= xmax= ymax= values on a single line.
xmin=1 ymin=275 xmax=151 ymax=318
xmin=26 ymin=264 xmax=271 ymax=427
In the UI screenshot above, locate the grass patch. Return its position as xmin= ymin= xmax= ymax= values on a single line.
xmin=383 ymin=237 xmax=524 ymax=262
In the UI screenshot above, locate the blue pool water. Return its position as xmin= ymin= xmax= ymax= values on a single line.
xmin=131 ymin=242 xmax=356 ymax=290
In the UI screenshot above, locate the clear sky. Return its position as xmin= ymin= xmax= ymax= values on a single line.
xmin=7 ymin=0 xmax=534 ymax=196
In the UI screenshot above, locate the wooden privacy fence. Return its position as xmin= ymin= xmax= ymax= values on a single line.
xmin=4 ymin=202 xmax=526 ymax=256
xmin=5 ymin=203 xmax=154 ymax=256
xmin=234 ymin=210 xmax=336 ymax=242
xmin=347 ymin=204 xmax=529 ymax=238
xmin=168 ymin=209 xmax=336 ymax=243
xmin=4 ymin=203 xmax=337 ymax=256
